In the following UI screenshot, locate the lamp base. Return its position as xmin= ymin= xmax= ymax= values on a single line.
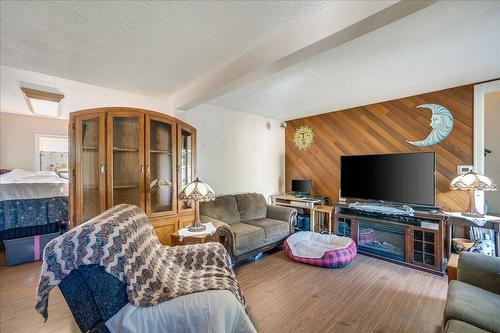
xmin=188 ymin=200 xmax=206 ymax=232
xmin=465 ymin=190 xmax=483 ymax=218
xmin=188 ymin=224 xmax=207 ymax=232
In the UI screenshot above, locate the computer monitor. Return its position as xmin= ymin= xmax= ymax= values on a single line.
xmin=291 ymin=179 xmax=312 ymax=196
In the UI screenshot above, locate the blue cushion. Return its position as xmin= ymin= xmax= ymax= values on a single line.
xmin=79 ymin=265 xmax=128 ymax=320
xmin=58 ymin=265 xmax=127 ymax=333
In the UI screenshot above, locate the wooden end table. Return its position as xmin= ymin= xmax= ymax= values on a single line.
xmin=170 ymin=229 xmax=219 ymax=246
xmin=447 ymin=253 xmax=459 ymax=283
xmin=314 ymin=205 xmax=334 ymax=234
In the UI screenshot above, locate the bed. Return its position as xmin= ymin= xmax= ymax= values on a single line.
xmin=0 ymin=169 xmax=68 ymax=240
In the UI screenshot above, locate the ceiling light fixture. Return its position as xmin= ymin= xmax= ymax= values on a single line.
xmin=20 ymin=87 xmax=64 ymax=117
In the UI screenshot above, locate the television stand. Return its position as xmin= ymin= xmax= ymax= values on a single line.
xmin=332 ymin=202 xmax=447 ymax=275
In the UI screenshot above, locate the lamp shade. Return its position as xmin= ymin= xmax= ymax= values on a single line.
xmin=178 ymin=178 xmax=216 ymax=202
xmin=449 ymin=172 xmax=497 ymax=191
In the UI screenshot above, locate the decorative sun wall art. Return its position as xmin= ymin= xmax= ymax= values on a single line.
xmin=407 ymin=103 xmax=454 ymax=147
xmin=293 ymin=125 xmax=314 ymax=150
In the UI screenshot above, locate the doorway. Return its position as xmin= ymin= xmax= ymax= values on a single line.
xmin=484 ymin=91 xmax=500 ymax=215
xmin=474 ymin=79 xmax=500 ymax=215
xmin=35 ymin=134 xmax=68 ymax=173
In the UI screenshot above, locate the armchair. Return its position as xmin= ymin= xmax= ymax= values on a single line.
xmin=443 ymin=252 xmax=500 ymax=333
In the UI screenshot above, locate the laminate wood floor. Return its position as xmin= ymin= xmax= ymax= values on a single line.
xmin=235 ymin=252 xmax=448 ymax=333
xmin=0 ymin=251 xmax=448 ymax=333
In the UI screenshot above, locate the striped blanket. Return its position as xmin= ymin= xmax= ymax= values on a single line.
xmin=35 ymin=204 xmax=244 ymax=320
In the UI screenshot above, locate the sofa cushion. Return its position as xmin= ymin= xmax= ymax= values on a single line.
xmin=444 ymin=320 xmax=490 ymax=333
xmin=445 ymin=280 xmax=500 ymax=333
xmin=230 ymin=223 xmax=266 ymax=256
xmin=244 ymin=218 xmax=290 ymax=239
xmin=200 ymin=195 xmax=241 ymax=224
xmin=235 ymin=193 xmax=267 ymax=221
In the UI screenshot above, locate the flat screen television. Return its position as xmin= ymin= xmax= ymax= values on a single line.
xmin=291 ymin=179 xmax=312 ymax=196
xmin=340 ymin=152 xmax=435 ymax=206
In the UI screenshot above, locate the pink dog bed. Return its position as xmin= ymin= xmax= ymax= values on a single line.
xmin=283 ymin=231 xmax=357 ymax=268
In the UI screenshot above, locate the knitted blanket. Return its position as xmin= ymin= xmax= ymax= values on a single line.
xmin=35 ymin=204 xmax=244 ymax=320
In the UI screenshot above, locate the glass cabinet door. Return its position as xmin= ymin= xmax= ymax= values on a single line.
xmin=107 ymin=113 xmax=144 ymax=209
xmin=75 ymin=113 xmax=106 ymax=224
xmin=412 ymin=228 xmax=438 ymax=268
xmin=178 ymin=124 xmax=196 ymax=213
xmin=146 ymin=116 xmax=176 ymax=216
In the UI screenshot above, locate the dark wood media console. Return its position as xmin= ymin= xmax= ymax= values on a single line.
xmin=333 ymin=202 xmax=447 ymax=275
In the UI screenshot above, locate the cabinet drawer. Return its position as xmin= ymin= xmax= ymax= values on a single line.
xmin=151 ymin=219 xmax=177 ymax=245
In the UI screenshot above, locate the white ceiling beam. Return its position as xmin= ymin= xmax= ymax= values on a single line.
xmin=170 ymin=0 xmax=437 ymax=112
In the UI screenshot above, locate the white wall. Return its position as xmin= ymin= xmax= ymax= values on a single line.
xmin=485 ymin=91 xmax=500 ymax=215
xmin=0 ymin=113 xmax=68 ymax=171
xmin=178 ymin=104 xmax=285 ymax=201
xmin=39 ymin=136 xmax=68 ymax=152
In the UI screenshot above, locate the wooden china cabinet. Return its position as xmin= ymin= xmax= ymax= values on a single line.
xmin=69 ymin=107 xmax=196 ymax=245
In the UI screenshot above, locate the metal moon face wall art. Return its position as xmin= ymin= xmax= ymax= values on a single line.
xmin=407 ymin=103 xmax=454 ymax=147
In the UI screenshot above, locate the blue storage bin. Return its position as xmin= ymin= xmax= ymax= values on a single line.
xmin=296 ymin=214 xmax=311 ymax=231
xmin=3 ymin=232 xmax=61 ymax=265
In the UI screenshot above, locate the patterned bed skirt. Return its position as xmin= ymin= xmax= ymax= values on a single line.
xmin=0 ymin=197 xmax=68 ymax=234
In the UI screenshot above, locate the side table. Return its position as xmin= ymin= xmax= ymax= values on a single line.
xmin=447 ymin=253 xmax=459 ymax=283
xmin=171 ymin=229 xmax=219 ymax=246
xmin=444 ymin=213 xmax=500 ymax=258
xmin=313 ymin=205 xmax=334 ymax=234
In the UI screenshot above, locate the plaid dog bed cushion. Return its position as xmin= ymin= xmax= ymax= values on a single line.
xmin=283 ymin=231 xmax=357 ymax=268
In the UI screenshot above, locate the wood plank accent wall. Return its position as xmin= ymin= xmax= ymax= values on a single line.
xmin=285 ymin=84 xmax=473 ymax=211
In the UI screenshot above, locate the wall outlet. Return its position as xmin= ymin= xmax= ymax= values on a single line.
xmin=457 ymin=165 xmax=473 ymax=174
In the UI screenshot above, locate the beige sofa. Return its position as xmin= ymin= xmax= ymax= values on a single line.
xmin=443 ymin=252 xmax=500 ymax=333
xmin=200 ymin=193 xmax=296 ymax=264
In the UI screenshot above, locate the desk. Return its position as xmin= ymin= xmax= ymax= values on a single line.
xmin=271 ymin=194 xmax=324 ymax=232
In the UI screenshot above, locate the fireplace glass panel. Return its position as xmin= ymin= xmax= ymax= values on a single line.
xmin=358 ymin=220 xmax=405 ymax=262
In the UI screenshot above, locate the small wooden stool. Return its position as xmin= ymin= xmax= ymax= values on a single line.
xmin=314 ymin=205 xmax=334 ymax=234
